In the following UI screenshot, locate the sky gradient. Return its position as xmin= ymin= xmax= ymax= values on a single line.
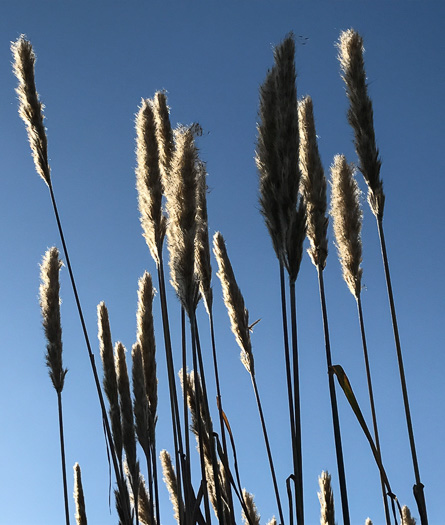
xmin=1 ymin=2 xmax=444 ymax=524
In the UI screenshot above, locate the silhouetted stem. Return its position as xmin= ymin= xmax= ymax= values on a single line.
xmin=317 ymin=267 xmax=350 ymax=525
xmin=289 ymin=280 xmax=303 ymax=525
xmin=356 ymin=294 xmax=390 ymax=524
xmin=47 ymin=183 xmax=131 ymax=524
xmin=376 ymin=217 xmax=427 ymax=525
xmin=250 ymin=371 xmax=285 ymax=525
xmin=57 ymin=392 xmax=70 ymax=525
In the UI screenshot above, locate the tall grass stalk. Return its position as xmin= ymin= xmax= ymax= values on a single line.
xmin=12 ymin=36 xmax=131 ymax=522
xmin=214 ymin=232 xmax=285 ymax=525
xmin=338 ymin=29 xmax=426 ymax=523
xmin=39 ymin=247 xmax=70 ymax=525
xmin=330 ymin=154 xmax=389 ymax=523
xmin=256 ymin=34 xmax=305 ymax=525
xmin=298 ymin=95 xmax=350 ymax=525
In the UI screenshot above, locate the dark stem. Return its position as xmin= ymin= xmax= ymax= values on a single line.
xmin=376 ymin=217 xmax=427 ymax=525
xmin=317 ymin=267 xmax=350 ymax=525
xmin=57 ymin=391 xmax=70 ymax=525
xmin=182 ymin=307 xmax=191 ymax=466
xmin=289 ymin=280 xmax=303 ymax=525
xmin=250 ymin=372 xmax=285 ymax=525
xmin=356 ymin=294 xmax=390 ymax=525
xmin=209 ymin=308 xmax=235 ymax=523
xmin=279 ymin=263 xmax=298 ymax=523
xmin=151 ymin=438 xmax=161 ymax=525
xmin=47 ymin=183 xmax=131 ymax=523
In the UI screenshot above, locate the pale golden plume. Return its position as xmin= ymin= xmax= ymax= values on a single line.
xmin=97 ymin=302 xmax=122 ymax=464
xmin=131 ymin=343 xmax=150 ymax=454
xmin=11 ymin=36 xmax=51 ymax=186
xmin=153 ymin=91 xmax=174 ymax=184
xmin=299 ymin=95 xmax=328 ymax=269
xmin=318 ymin=471 xmax=335 ymax=525
xmin=242 ymin=490 xmax=260 ymax=525
xmin=165 ymin=125 xmax=200 ymax=317
xmin=136 ymin=272 xmax=157 ymax=420
xmin=73 ymin=463 xmax=87 ymax=525
xmin=135 ymin=98 xmax=166 ymax=266
xmin=338 ymin=29 xmax=384 ymax=218
xmin=401 ymin=506 xmax=416 ymax=525
xmin=195 ymin=161 xmax=213 ymax=315
xmin=213 ymin=232 xmax=254 ymax=375
xmin=330 ymin=155 xmax=363 ymax=299
xmin=136 ymin=474 xmax=153 ymax=525
xmin=160 ymin=450 xmax=181 ymax=524
xmin=39 ymin=247 xmax=67 ymax=394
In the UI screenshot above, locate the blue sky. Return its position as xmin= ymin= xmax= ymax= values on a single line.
xmin=1 ymin=2 xmax=444 ymax=524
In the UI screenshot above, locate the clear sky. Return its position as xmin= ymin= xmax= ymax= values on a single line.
xmin=1 ymin=2 xmax=444 ymax=525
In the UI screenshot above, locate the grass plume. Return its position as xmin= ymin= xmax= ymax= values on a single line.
xmin=153 ymin=91 xmax=175 ymax=184
xmin=160 ymin=450 xmax=181 ymax=524
xmin=242 ymin=490 xmax=260 ymax=525
xmin=318 ymin=471 xmax=335 ymax=525
xmin=11 ymin=35 xmax=51 ymax=186
xmin=136 ymin=98 xmax=166 ymax=266
xmin=337 ymin=29 xmax=384 ymax=218
xmin=73 ymin=463 xmax=87 ymax=525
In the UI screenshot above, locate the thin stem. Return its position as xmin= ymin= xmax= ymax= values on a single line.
xmin=57 ymin=392 xmax=70 ymax=525
xmin=279 ymin=263 xmax=298 ymax=522
xmin=151 ymin=438 xmax=161 ymax=525
xmin=289 ymin=280 xmax=303 ymax=525
xmin=317 ymin=267 xmax=350 ymax=525
xmin=182 ymin=307 xmax=191 ymax=465
xmin=376 ymin=217 xmax=427 ymax=525
xmin=47 ymin=184 xmax=131 ymax=523
xmin=250 ymin=372 xmax=285 ymax=525
xmin=209 ymin=308 xmax=235 ymax=523
xmin=356 ymin=295 xmax=390 ymax=525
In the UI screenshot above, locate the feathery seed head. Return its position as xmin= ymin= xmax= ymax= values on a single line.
xmin=365 ymin=519 xmax=373 ymax=525
xmin=242 ymin=490 xmax=260 ymax=525
xmin=73 ymin=463 xmax=87 ymax=525
xmin=330 ymin=154 xmax=363 ymax=299
xmin=338 ymin=29 xmax=384 ymax=218
xmin=299 ymin=95 xmax=328 ymax=269
xmin=135 ymin=98 xmax=166 ymax=266
xmin=318 ymin=471 xmax=335 ymax=525
xmin=39 ymin=247 xmax=67 ymax=393
xmin=195 ymin=161 xmax=213 ymax=315
xmin=160 ymin=450 xmax=181 ymax=523
xmin=401 ymin=506 xmax=416 ymax=525
xmin=153 ymin=91 xmax=175 ymax=183
xmin=131 ymin=343 xmax=151 ymax=453
xmin=166 ymin=125 xmax=200 ymax=317
xmin=213 ymin=232 xmax=254 ymax=375
xmin=136 ymin=272 xmax=157 ymax=418
xmin=12 ymin=35 xmax=51 ymax=186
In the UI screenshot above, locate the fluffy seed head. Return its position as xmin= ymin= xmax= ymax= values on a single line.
xmin=39 ymin=247 xmax=67 ymax=393
xmin=213 ymin=232 xmax=254 ymax=375
xmin=160 ymin=450 xmax=181 ymax=523
xmin=73 ymin=463 xmax=87 ymax=525
xmin=299 ymin=96 xmax=328 ymax=269
xmin=153 ymin=91 xmax=175 ymax=184
xmin=338 ymin=29 xmax=384 ymax=218
xmin=330 ymin=155 xmax=363 ymax=299
xmin=318 ymin=471 xmax=335 ymax=525
xmin=135 ymin=98 xmax=166 ymax=266
xmin=242 ymin=490 xmax=260 ymax=525
xmin=11 ymin=35 xmax=51 ymax=186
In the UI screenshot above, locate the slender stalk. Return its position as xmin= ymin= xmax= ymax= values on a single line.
xmin=250 ymin=372 xmax=285 ymax=525
xmin=47 ymin=184 xmax=131 ymax=524
xmin=57 ymin=392 xmax=70 ymax=525
xmin=377 ymin=218 xmax=427 ymax=524
xmin=289 ymin=280 xmax=303 ymax=525
xmin=181 ymin=307 xmax=191 ymax=466
xmin=356 ymin=295 xmax=390 ymax=524
xmin=317 ymin=267 xmax=350 ymax=525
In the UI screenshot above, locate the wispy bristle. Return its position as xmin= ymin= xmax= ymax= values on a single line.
xmin=135 ymin=98 xmax=166 ymax=266
xmin=242 ymin=490 xmax=260 ymax=525
xmin=330 ymin=155 xmax=363 ymax=299
xmin=136 ymin=272 xmax=157 ymax=421
xmin=11 ymin=35 xmax=51 ymax=186
xmin=299 ymin=96 xmax=328 ymax=269
xmin=73 ymin=463 xmax=87 ymax=525
xmin=153 ymin=91 xmax=174 ymax=184
xmin=213 ymin=232 xmax=254 ymax=375
xmin=338 ymin=29 xmax=384 ymax=218
xmin=195 ymin=161 xmax=213 ymax=315
xmin=165 ymin=125 xmax=200 ymax=316
xmin=39 ymin=247 xmax=67 ymax=393
xmin=318 ymin=471 xmax=335 ymax=525
xmin=97 ymin=302 xmax=122 ymax=464
xmin=160 ymin=450 xmax=181 ymax=524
